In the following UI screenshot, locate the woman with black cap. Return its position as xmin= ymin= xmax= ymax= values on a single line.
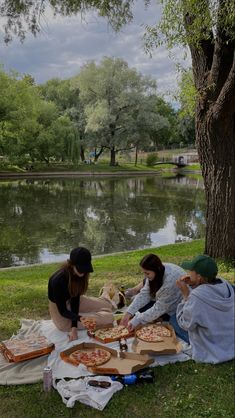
xmin=48 ymin=247 xmax=114 ymax=341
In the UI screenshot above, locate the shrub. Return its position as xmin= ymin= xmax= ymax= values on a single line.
xmin=146 ymin=153 xmax=158 ymax=166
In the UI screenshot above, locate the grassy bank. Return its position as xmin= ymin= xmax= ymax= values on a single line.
xmin=0 ymin=240 xmax=234 ymax=418
xmin=0 ymin=162 xmax=201 ymax=175
xmin=0 ymin=148 xmax=201 ymax=175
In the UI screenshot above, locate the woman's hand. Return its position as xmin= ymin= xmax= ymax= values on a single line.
xmin=80 ymin=316 xmax=97 ymax=331
xmin=120 ymin=312 xmax=133 ymax=327
xmin=69 ymin=327 xmax=78 ymax=342
xmin=127 ymin=321 xmax=135 ymax=332
xmin=176 ymin=277 xmax=190 ymax=300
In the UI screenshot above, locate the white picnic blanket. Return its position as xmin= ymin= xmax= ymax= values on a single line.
xmin=0 ymin=319 xmax=192 ymax=409
xmin=0 ymin=319 xmax=192 ymax=384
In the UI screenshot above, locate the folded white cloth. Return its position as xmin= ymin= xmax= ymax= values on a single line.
xmin=54 ymin=375 xmax=123 ymax=410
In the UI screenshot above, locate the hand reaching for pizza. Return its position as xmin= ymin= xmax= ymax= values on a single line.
xmin=80 ymin=316 xmax=97 ymax=331
xmin=127 ymin=321 xmax=135 ymax=332
xmin=120 ymin=312 xmax=132 ymax=327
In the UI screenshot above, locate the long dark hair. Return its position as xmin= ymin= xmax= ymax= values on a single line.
xmin=140 ymin=253 xmax=165 ymax=296
xmin=61 ymin=260 xmax=89 ymax=298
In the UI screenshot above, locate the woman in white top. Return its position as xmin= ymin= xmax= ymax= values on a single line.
xmin=121 ymin=253 xmax=186 ymax=333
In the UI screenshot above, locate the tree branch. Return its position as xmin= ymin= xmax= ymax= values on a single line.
xmin=184 ymin=1 xmax=214 ymax=91
xmin=210 ymin=1 xmax=235 ymax=96
xmin=213 ymin=51 xmax=235 ymax=116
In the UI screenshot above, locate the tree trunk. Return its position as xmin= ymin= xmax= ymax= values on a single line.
xmin=80 ymin=145 xmax=85 ymax=162
xmin=183 ymin=1 xmax=235 ymax=262
xmin=135 ymin=146 xmax=138 ymax=166
xmin=196 ymin=104 xmax=235 ymax=261
xmin=94 ymin=147 xmax=104 ymax=162
xmin=110 ymin=147 xmax=116 ymax=166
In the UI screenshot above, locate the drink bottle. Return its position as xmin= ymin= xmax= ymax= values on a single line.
xmin=111 ymin=374 xmax=137 ymax=385
xmin=119 ymin=337 xmax=128 ymax=352
xmin=137 ymin=369 xmax=154 ymax=383
xmin=43 ymin=366 xmax=53 ymax=392
xmin=111 ymin=369 xmax=154 ymax=385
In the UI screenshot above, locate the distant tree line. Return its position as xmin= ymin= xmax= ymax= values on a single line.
xmin=0 ymin=58 xmax=195 ymax=167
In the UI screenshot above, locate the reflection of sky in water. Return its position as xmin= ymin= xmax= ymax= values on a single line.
xmin=147 ymin=215 xmax=191 ymax=248
xmin=39 ymin=249 xmax=68 ymax=264
xmin=0 ymin=175 xmax=205 ymax=267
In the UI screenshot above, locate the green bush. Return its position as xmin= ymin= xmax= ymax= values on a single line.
xmin=146 ymin=153 xmax=158 ymax=166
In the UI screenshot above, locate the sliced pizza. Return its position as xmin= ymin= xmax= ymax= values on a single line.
xmin=136 ymin=324 xmax=171 ymax=342
xmin=92 ymin=325 xmax=130 ymax=342
xmin=69 ymin=348 xmax=111 ymax=367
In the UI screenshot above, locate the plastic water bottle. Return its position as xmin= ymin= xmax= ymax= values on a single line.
xmin=111 ymin=373 xmax=137 ymax=385
xmin=111 ymin=369 xmax=154 ymax=385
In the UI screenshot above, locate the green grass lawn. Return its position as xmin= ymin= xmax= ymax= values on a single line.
xmin=0 ymin=240 xmax=234 ymax=418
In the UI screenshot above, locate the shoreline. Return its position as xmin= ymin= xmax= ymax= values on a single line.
xmin=0 ymin=169 xmax=201 ymax=179
xmin=0 ymin=170 xmax=163 ymax=178
xmin=0 ymin=240 xmax=202 ymax=271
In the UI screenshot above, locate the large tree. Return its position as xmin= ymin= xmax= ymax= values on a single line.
xmin=1 ymin=0 xmax=234 ymax=260
xmin=73 ymin=57 xmax=162 ymax=165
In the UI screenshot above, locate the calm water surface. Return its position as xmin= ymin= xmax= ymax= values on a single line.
xmin=0 ymin=175 xmax=205 ymax=267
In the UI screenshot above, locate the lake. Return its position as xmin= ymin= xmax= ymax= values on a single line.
xmin=0 ymin=174 xmax=205 ymax=267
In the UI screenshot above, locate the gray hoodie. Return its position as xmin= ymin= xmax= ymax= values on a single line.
xmin=176 ymin=279 xmax=235 ymax=363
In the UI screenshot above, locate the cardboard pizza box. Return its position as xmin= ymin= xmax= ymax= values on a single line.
xmin=0 ymin=334 xmax=54 ymax=363
xmin=60 ymin=342 xmax=154 ymax=375
xmin=132 ymin=323 xmax=182 ymax=355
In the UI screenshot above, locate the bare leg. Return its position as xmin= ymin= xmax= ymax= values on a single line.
xmin=49 ymin=295 xmax=114 ymax=332
xmin=78 ymin=294 xmax=114 ymax=329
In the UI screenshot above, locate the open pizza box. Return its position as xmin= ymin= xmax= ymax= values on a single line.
xmin=60 ymin=342 xmax=154 ymax=375
xmin=132 ymin=323 xmax=182 ymax=355
xmin=0 ymin=334 xmax=54 ymax=363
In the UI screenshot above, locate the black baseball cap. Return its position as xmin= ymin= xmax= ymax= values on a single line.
xmin=69 ymin=247 xmax=93 ymax=273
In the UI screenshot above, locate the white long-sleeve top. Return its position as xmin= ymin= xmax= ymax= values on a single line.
xmin=128 ymin=263 xmax=185 ymax=328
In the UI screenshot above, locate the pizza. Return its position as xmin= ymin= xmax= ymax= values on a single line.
xmin=69 ymin=348 xmax=111 ymax=367
xmin=80 ymin=317 xmax=97 ymax=330
xmin=92 ymin=325 xmax=130 ymax=341
xmin=136 ymin=324 xmax=171 ymax=342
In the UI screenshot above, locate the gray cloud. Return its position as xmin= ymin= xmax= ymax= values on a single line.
xmin=0 ymin=1 xmax=190 ymax=103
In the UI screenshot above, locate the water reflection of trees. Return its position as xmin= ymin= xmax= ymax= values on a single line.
xmin=0 ymin=176 xmax=206 ymax=267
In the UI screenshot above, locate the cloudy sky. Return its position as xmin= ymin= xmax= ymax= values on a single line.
xmin=0 ymin=1 xmax=190 ymax=103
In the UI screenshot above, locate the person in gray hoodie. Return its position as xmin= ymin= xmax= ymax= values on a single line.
xmin=176 ymin=255 xmax=234 ymax=364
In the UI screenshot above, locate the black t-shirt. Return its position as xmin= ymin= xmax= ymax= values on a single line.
xmin=48 ymin=269 xmax=81 ymax=327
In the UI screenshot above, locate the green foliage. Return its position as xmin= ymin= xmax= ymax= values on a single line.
xmin=72 ymin=57 xmax=166 ymax=164
xmin=146 ymin=152 xmax=158 ymax=166
xmin=144 ymin=0 xmax=235 ymax=51
xmin=0 ymin=69 xmax=79 ymax=165
xmin=177 ymin=69 xmax=197 ymax=118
